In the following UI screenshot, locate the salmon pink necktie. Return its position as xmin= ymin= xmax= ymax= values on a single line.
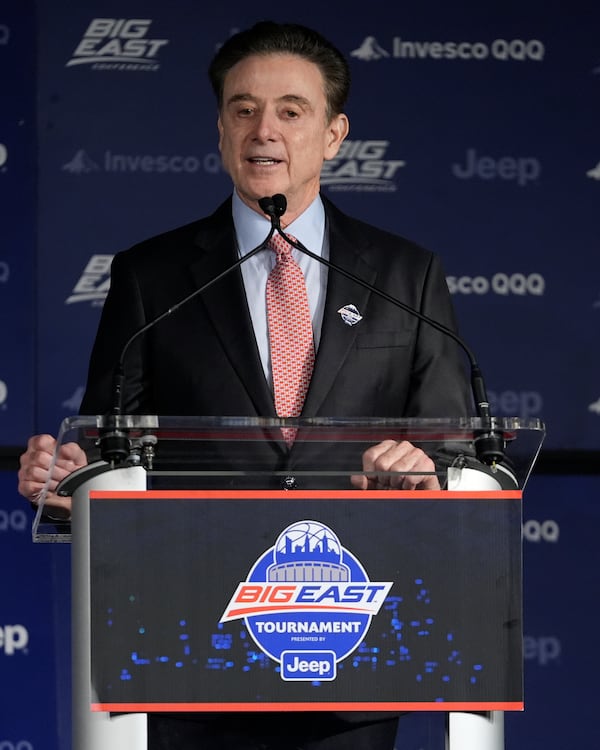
xmin=266 ymin=233 xmax=315 ymax=444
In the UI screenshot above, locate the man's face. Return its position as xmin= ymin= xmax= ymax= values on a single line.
xmin=218 ymin=53 xmax=349 ymax=221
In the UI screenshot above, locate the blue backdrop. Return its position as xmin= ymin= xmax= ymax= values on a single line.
xmin=2 ymin=0 xmax=599 ymax=450
xmin=1 ymin=1 xmax=599 ymax=748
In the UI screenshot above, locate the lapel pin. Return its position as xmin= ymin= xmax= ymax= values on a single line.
xmin=337 ymin=304 xmax=363 ymax=326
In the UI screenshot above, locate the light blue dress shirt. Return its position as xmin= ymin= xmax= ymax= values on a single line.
xmin=232 ymin=191 xmax=329 ymax=387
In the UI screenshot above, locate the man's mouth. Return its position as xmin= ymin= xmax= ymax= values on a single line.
xmin=248 ymin=157 xmax=281 ymax=165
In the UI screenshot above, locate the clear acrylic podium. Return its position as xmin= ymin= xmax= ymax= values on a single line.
xmin=33 ymin=415 xmax=545 ymax=750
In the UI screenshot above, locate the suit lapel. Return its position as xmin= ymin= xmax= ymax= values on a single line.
xmin=302 ymin=231 xmax=376 ymax=417
xmin=189 ymin=213 xmax=276 ymax=417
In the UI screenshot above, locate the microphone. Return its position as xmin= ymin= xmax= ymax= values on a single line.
xmin=258 ymin=195 xmax=286 ymax=227
xmin=260 ymin=194 xmax=506 ymax=468
xmin=99 ymin=211 xmax=278 ymax=464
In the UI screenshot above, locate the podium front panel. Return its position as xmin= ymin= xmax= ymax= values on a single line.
xmin=88 ymin=488 xmax=523 ymax=713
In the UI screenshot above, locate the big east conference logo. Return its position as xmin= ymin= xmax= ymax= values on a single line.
xmin=220 ymin=520 xmax=393 ymax=681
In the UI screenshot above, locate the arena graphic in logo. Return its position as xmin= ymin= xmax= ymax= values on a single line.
xmin=219 ymin=520 xmax=393 ymax=681
xmin=321 ymin=140 xmax=405 ymax=192
xmin=66 ymin=18 xmax=169 ymax=71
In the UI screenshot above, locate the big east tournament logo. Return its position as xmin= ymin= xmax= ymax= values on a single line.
xmin=219 ymin=520 xmax=393 ymax=681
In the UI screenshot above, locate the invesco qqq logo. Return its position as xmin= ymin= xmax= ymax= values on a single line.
xmin=522 ymin=519 xmax=559 ymax=543
xmin=219 ymin=520 xmax=392 ymax=681
xmin=61 ymin=149 xmax=220 ymax=176
xmin=447 ymin=273 xmax=545 ymax=296
xmin=351 ymin=35 xmax=544 ymax=62
xmin=0 ymin=509 xmax=28 ymax=532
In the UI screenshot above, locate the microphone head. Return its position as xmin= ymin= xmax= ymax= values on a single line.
xmin=258 ymin=196 xmax=276 ymax=217
xmin=272 ymin=194 xmax=287 ymax=216
xmin=258 ymin=195 xmax=287 ymax=220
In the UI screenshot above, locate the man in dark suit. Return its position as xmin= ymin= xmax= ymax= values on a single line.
xmin=19 ymin=20 xmax=471 ymax=748
xmin=78 ymin=195 xmax=467 ymax=423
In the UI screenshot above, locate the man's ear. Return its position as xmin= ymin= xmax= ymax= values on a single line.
xmin=324 ymin=114 xmax=350 ymax=160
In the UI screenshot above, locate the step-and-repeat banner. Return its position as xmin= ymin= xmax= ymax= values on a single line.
xmin=1 ymin=0 xmax=599 ymax=449
xmin=0 ymin=2 xmax=36 ymax=444
xmin=1 ymin=2 xmax=599 ymax=749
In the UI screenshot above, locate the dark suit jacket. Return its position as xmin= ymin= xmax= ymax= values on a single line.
xmin=80 ymin=195 xmax=471 ymax=475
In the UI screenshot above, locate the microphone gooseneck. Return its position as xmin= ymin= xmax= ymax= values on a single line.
xmin=112 ymin=223 xmax=277 ymax=417
xmin=261 ymin=193 xmax=506 ymax=467
xmin=99 ymin=204 xmax=279 ymax=464
xmin=101 ymin=192 xmax=506 ymax=470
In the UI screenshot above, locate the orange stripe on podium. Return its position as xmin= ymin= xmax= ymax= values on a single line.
xmin=92 ymin=700 xmax=524 ymax=712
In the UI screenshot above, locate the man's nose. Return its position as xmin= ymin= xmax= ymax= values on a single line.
xmin=252 ymin=109 xmax=279 ymax=141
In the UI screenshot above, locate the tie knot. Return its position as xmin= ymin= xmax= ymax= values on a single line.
xmin=268 ymin=232 xmax=296 ymax=261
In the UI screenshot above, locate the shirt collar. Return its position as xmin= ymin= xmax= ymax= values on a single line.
xmin=232 ymin=190 xmax=325 ymax=257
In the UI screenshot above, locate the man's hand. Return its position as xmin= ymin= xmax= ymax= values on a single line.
xmin=351 ymin=439 xmax=440 ymax=490
xmin=18 ymin=434 xmax=88 ymax=513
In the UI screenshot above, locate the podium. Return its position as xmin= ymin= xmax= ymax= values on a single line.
xmin=33 ymin=415 xmax=545 ymax=750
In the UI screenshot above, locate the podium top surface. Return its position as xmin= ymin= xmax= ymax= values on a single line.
xmin=33 ymin=415 xmax=545 ymax=541
xmin=56 ymin=413 xmax=545 ymax=440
